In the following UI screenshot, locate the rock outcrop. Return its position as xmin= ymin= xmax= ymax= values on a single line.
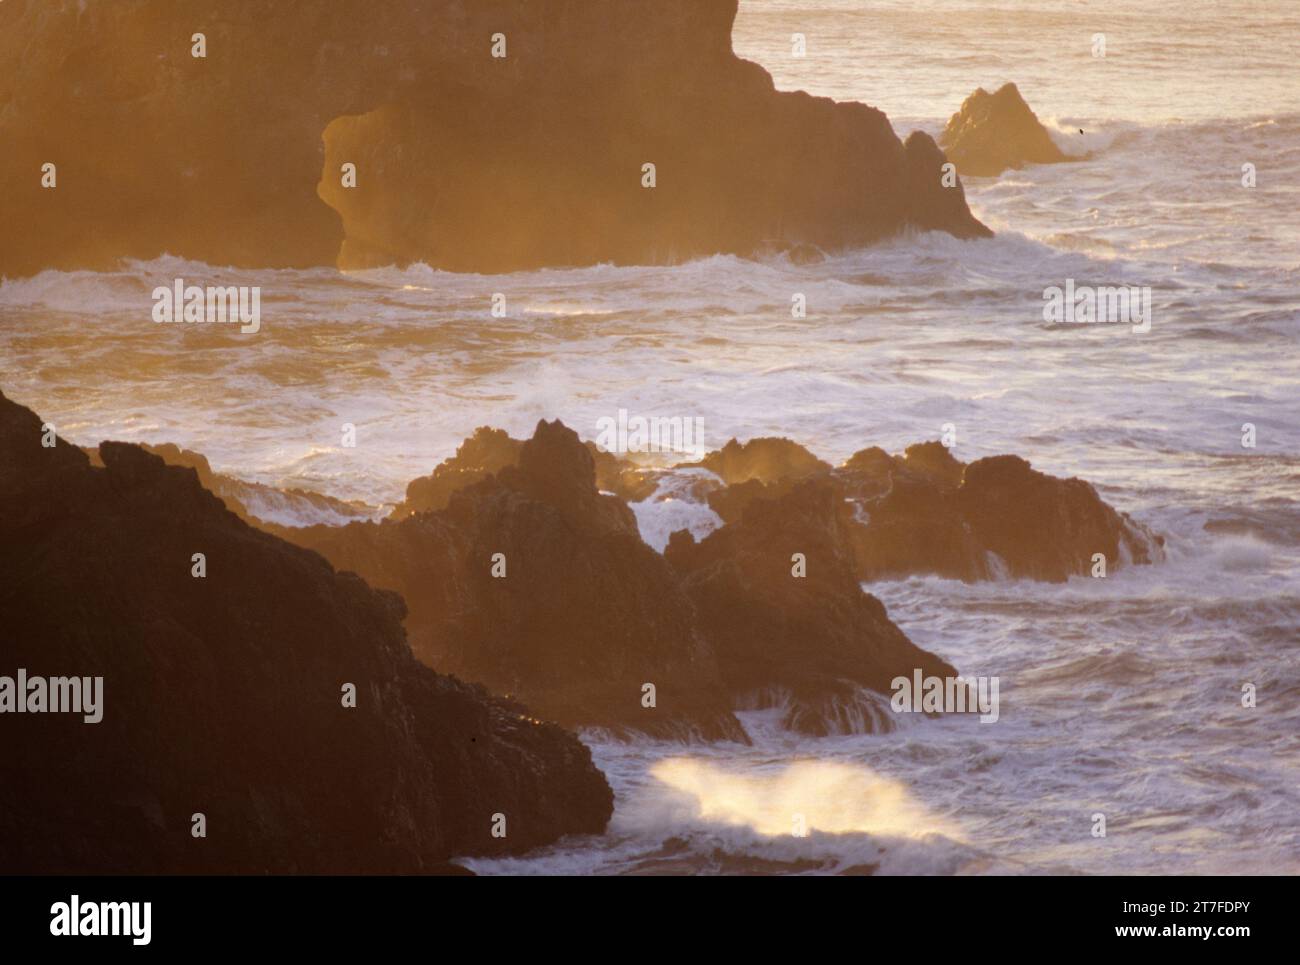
xmin=282 ymin=421 xmax=960 ymax=739
xmin=0 ymin=0 xmax=988 ymax=279
xmin=690 ymin=437 xmax=831 ymax=486
xmin=695 ymin=435 xmax=1163 ymax=583
xmin=666 ymin=479 xmax=957 ymax=735
xmin=58 ymin=414 xmax=1161 ymax=748
xmin=82 ymin=442 xmax=376 ymax=528
xmin=0 ymin=390 xmax=613 ymax=873
xmin=392 ymin=430 xmax=659 ymax=517
xmin=391 ymin=428 xmax=524 ymax=519
xmin=839 ymin=444 xmax=1163 ymax=582
xmin=939 ymin=83 xmax=1071 ymax=177
xmin=291 ymin=421 xmax=749 ymax=742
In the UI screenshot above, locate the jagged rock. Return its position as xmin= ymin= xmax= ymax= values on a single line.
xmin=291 ymin=420 xmax=748 ymax=742
xmin=45 ymin=410 xmax=1162 ymax=751
xmin=839 ymin=446 xmax=895 ymax=493
xmin=391 ymin=429 xmax=660 ymax=517
xmin=287 ymin=421 xmax=964 ymax=740
xmin=707 ymin=477 xmax=800 ymax=524
xmin=896 ymin=441 xmax=964 ymax=488
xmin=694 ymin=434 xmax=1161 ymax=583
xmin=666 ymin=479 xmax=957 ymax=735
xmin=0 ymin=0 xmax=988 ymax=278
xmin=840 ymin=445 xmax=1163 ymax=582
xmin=391 ymin=428 xmax=523 ymax=519
xmin=587 ymin=444 xmax=662 ymax=504
xmin=958 ymin=454 xmax=1160 ymax=580
xmin=939 ymin=83 xmax=1070 ymax=177
xmin=0 ymin=390 xmax=612 ymax=873
xmin=689 ymin=436 xmax=831 ymax=485
xmin=82 ymin=442 xmax=375 ymax=527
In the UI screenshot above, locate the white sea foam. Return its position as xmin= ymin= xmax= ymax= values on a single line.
xmin=628 ymin=470 xmax=725 ymax=552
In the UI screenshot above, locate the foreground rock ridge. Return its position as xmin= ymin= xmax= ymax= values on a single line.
xmin=0 ymin=391 xmax=612 ymax=874
xmin=939 ymin=82 xmax=1072 ymax=178
xmin=0 ymin=0 xmax=989 ymax=278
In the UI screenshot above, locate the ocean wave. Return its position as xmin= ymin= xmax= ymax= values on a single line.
xmin=461 ymin=755 xmax=989 ymax=875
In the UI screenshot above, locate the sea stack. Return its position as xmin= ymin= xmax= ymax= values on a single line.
xmin=939 ymin=82 xmax=1071 ymax=177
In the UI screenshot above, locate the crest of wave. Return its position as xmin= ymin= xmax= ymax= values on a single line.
xmin=649 ymin=757 xmax=964 ymax=841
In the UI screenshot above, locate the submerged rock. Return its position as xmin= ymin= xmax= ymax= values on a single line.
xmin=0 ymin=0 xmax=988 ymax=278
xmin=939 ymin=83 xmax=1071 ymax=177
xmin=0 ymin=390 xmax=612 ymax=873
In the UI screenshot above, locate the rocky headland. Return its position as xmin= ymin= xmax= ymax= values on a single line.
xmin=0 ymin=0 xmax=989 ymax=278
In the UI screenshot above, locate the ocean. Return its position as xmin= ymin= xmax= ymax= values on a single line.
xmin=2 ymin=0 xmax=1296 ymax=873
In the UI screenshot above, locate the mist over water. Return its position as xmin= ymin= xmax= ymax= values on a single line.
xmin=3 ymin=0 xmax=1297 ymax=874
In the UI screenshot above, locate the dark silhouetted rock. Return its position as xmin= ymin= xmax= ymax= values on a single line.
xmin=839 ymin=445 xmax=896 ymax=498
xmin=587 ymin=444 xmax=663 ymax=503
xmin=82 ymin=442 xmax=375 ymax=528
xmin=52 ymin=413 xmax=1163 ymax=751
xmin=897 ymin=441 xmax=964 ymax=488
xmin=939 ymin=83 xmax=1070 ymax=177
xmin=707 ymin=477 xmax=799 ymax=525
xmin=958 ymin=454 xmax=1160 ymax=580
xmin=0 ymin=390 xmax=612 ymax=873
xmin=391 ymin=429 xmax=660 ymax=517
